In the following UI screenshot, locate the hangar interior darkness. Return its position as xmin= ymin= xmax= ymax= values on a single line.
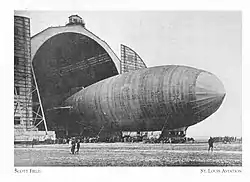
xmin=32 ymin=32 xmax=119 ymax=137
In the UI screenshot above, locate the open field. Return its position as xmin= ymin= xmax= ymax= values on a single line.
xmin=14 ymin=143 xmax=242 ymax=166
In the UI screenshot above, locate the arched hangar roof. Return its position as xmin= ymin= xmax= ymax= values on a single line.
xmin=31 ymin=25 xmax=120 ymax=73
xmin=30 ymin=25 xmax=121 ymax=110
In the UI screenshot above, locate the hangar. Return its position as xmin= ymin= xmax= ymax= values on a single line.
xmin=30 ymin=15 xmax=125 ymax=137
xmin=15 ymin=15 xmax=147 ymax=139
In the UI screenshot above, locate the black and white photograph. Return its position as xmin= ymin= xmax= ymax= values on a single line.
xmin=12 ymin=10 xmax=242 ymax=167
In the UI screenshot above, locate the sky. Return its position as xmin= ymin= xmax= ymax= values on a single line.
xmin=15 ymin=11 xmax=242 ymax=137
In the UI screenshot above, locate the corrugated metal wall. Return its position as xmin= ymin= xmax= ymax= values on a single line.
xmin=120 ymin=44 xmax=147 ymax=73
xmin=14 ymin=15 xmax=33 ymax=129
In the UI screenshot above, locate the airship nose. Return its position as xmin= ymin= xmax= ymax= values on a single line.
xmin=196 ymin=71 xmax=226 ymax=98
xmin=193 ymin=71 xmax=226 ymax=122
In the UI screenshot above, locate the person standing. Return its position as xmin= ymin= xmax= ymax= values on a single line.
xmin=75 ymin=139 xmax=81 ymax=154
xmin=71 ymin=138 xmax=76 ymax=154
xmin=31 ymin=138 xmax=36 ymax=148
xmin=208 ymin=137 xmax=214 ymax=152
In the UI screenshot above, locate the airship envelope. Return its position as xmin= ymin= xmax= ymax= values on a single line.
xmin=65 ymin=65 xmax=226 ymax=132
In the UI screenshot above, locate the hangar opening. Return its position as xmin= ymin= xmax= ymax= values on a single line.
xmin=33 ymin=32 xmax=119 ymax=109
xmin=31 ymin=17 xmax=120 ymax=137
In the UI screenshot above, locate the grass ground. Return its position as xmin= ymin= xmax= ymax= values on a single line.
xmin=14 ymin=142 xmax=242 ymax=166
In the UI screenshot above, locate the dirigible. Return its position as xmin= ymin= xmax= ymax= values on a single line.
xmin=65 ymin=65 xmax=226 ymax=132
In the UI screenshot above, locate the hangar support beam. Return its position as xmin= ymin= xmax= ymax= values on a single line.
xmin=31 ymin=64 xmax=48 ymax=134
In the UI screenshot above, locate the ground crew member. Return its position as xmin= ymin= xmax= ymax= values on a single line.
xmin=31 ymin=138 xmax=36 ymax=148
xmin=76 ymin=139 xmax=81 ymax=154
xmin=71 ymin=138 xmax=76 ymax=154
xmin=208 ymin=137 xmax=214 ymax=152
